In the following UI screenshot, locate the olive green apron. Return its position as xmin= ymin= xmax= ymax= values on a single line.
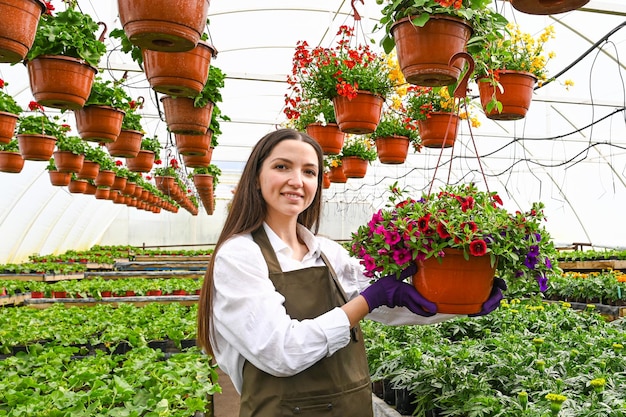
xmin=238 ymin=228 xmax=373 ymax=416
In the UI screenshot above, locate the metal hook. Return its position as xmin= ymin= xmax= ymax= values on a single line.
xmin=448 ymin=51 xmax=475 ymax=99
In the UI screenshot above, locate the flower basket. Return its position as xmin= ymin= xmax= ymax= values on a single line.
xmin=375 ymin=135 xmax=410 ymax=164
xmin=76 ymin=160 xmax=100 ymax=180
xmin=341 ymin=156 xmax=369 ymax=179
xmin=68 ymin=178 xmax=88 ymax=194
xmin=94 ymin=187 xmax=110 ymax=200
xmin=48 ymin=170 xmax=71 ymax=186
xmin=52 ymin=150 xmax=84 ymax=173
xmin=117 ymin=0 xmax=210 ymax=52
xmin=75 ymin=105 xmax=125 ymax=143
xmin=17 ymin=133 xmax=56 ymax=161
xmin=417 ymin=112 xmax=459 ymax=148
xmin=174 ymin=132 xmax=211 ymax=156
xmin=477 ymin=70 xmax=537 ymax=121
xmin=182 ymin=147 xmax=213 ymax=168
xmin=0 ymin=111 xmax=19 ymax=144
xmin=105 ymin=129 xmax=143 ymax=158
xmin=413 ymin=248 xmax=496 ymax=314
xmin=110 ymin=175 xmax=127 ymax=191
xmin=322 ymin=172 xmax=331 ymax=189
xmin=509 ymin=0 xmax=589 ymax=15
xmin=333 ymin=91 xmax=384 ymax=134
xmin=0 ymin=151 xmax=24 ymax=173
xmin=95 ymin=169 xmax=115 ymax=187
xmin=328 ymin=165 xmax=347 ymax=183
xmin=26 ymin=55 xmax=97 ymax=110
xmin=125 ymin=149 xmax=155 ymax=172
xmin=142 ymin=41 xmax=217 ymax=98
xmin=391 ymin=15 xmax=472 ymax=87
xmin=161 ymin=96 xmax=213 ymax=135
xmin=0 ymin=0 xmax=45 ymax=63
xmin=305 ymin=123 xmax=345 ymax=155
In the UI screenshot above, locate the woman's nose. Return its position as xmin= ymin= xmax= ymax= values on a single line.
xmin=288 ymin=171 xmax=303 ymax=186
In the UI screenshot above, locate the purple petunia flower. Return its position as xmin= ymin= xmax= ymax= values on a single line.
xmin=524 ymin=254 xmax=538 ymax=269
xmin=528 ymin=245 xmax=540 ymax=256
xmin=536 ymin=273 xmax=548 ymax=292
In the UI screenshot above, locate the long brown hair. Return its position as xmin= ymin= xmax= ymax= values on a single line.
xmin=197 ymin=128 xmax=324 ymax=356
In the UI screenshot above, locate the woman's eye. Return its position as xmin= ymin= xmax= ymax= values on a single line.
xmin=275 ymin=164 xmax=287 ymax=170
xmin=305 ymin=169 xmax=317 ymax=177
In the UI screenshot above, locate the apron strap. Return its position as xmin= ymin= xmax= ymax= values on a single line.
xmin=251 ymin=227 xmax=283 ymax=274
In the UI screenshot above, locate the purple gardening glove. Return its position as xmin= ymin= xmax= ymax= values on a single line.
xmin=361 ymin=264 xmax=437 ymax=317
xmin=468 ymin=278 xmax=508 ymax=317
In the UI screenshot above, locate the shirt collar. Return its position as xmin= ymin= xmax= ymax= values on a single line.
xmin=262 ymin=222 xmax=321 ymax=259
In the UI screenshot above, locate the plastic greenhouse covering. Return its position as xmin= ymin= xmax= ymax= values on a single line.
xmin=0 ymin=0 xmax=625 ymax=262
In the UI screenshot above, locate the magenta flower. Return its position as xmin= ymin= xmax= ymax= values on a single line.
xmin=392 ymin=248 xmax=412 ymax=265
xmin=384 ymin=229 xmax=401 ymax=245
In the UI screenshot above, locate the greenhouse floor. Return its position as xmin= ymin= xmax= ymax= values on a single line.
xmin=213 ymin=370 xmax=403 ymax=417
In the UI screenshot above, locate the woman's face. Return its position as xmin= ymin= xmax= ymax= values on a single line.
xmin=258 ymin=139 xmax=319 ymax=224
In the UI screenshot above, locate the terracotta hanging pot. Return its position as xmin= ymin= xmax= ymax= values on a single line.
xmin=0 ymin=151 xmax=24 ymax=173
xmin=333 ymin=91 xmax=384 ymax=134
xmin=84 ymin=182 xmax=97 ymax=195
xmin=95 ymin=169 xmax=115 ymax=187
xmin=509 ymin=0 xmax=589 ymax=15
xmin=52 ymin=150 xmax=85 ymax=173
xmin=143 ymin=41 xmax=217 ymax=97
xmin=477 ymin=70 xmax=537 ymax=121
xmin=391 ymin=15 xmax=472 ymax=87
xmin=155 ymin=175 xmax=176 ymax=194
xmin=417 ymin=112 xmax=459 ymax=149
xmin=182 ymin=147 xmax=213 ymax=168
xmin=328 ymin=165 xmax=347 ymax=183
xmin=111 ymin=175 xmax=127 ymax=191
xmin=105 ymin=129 xmax=143 ymax=158
xmin=117 ymin=0 xmax=210 ymax=52
xmin=305 ymin=123 xmax=345 ymax=155
xmin=193 ymin=173 xmax=213 ymax=192
xmin=0 ymin=111 xmax=19 ymax=144
xmin=94 ymin=187 xmax=110 ymax=200
xmin=0 ymin=0 xmax=46 ymax=63
xmin=125 ymin=149 xmax=155 ymax=172
xmin=175 ymin=132 xmax=211 ymax=156
xmin=322 ymin=172 xmax=330 ymax=189
xmin=48 ymin=170 xmax=71 ymax=186
xmin=413 ymin=249 xmax=496 ymax=314
xmin=17 ymin=133 xmax=56 ymax=161
xmin=161 ymin=96 xmax=213 ymax=134
xmin=27 ymin=55 xmax=98 ymax=110
xmin=74 ymin=105 xmax=125 ymax=143
xmin=122 ymin=181 xmax=136 ymax=197
xmin=341 ymin=156 xmax=369 ymax=178
xmin=68 ymin=178 xmax=88 ymax=194
xmin=76 ymin=160 xmax=100 ymax=180
xmin=375 ymin=135 xmax=410 ymax=164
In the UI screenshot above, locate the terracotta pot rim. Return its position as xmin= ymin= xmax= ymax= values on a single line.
xmin=29 ymin=54 xmax=98 ymax=72
xmin=391 ymin=14 xmax=473 ymax=33
xmin=477 ymin=70 xmax=538 ymax=82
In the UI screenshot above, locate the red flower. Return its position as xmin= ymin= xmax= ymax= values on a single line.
xmin=115 ymin=160 xmax=123 ymax=166
xmin=28 ymin=101 xmax=44 ymax=112
xmin=170 ymin=158 xmax=179 ymax=169
xmin=43 ymin=1 xmax=54 ymax=15
xmin=460 ymin=221 xmax=478 ymax=233
xmin=395 ymin=198 xmax=414 ymax=209
xmin=417 ymin=214 xmax=431 ymax=232
xmin=154 ymin=159 xmax=162 ymax=165
xmin=145 ymin=175 xmax=152 ymax=180
xmin=436 ymin=222 xmax=450 ymax=239
xmin=469 ymin=239 xmax=488 ymax=256
xmin=0 ymin=79 xmax=4 ymax=89
xmin=129 ymin=100 xmax=137 ymax=109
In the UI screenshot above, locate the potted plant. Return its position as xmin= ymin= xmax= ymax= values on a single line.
xmin=25 ymin=2 xmax=107 ymax=109
xmin=45 ymin=157 xmax=71 ymax=186
xmin=74 ymin=77 xmax=131 ymax=143
xmin=348 ymin=183 xmax=560 ymax=314
xmin=284 ymin=97 xmax=345 ymax=155
xmin=191 ymin=163 xmax=221 ymax=215
xmin=375 ymin=0 xmax=508 ymax=86
xmin=53 ymin=133 xmax=86 ymax=173
xmin=340 ymin=136 xmax=377 ymax=178
xmin=86 ymin=145 xmax=115 ymax=187
xmin=473 ymin=24 xmax=557 ymax=120
xmin=0 ymin=138 xmax=25 ymax=173
xmin=326 ymin=155 xmax=346 ymax=184
xmin=126 ymin=136 xmax=161 ymax=173
xmin=0 ymin=0 xmax=46 ymax=63
xmin=287 ymin=25 xmax=393 ymax=134
xmin=106 ymin=97 xmax=144 ymax=158
xmin=0 ymin=78 xmax=23 ymax=143
xmin=16 ymin=102 xmax=66 ymax=161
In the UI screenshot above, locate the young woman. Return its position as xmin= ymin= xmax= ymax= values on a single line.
xmin=197 ymin=128 xmax=504 ymax=416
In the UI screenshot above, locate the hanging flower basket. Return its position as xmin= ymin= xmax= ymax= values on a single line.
xmin=0 ymin=151 xmax=24 ymax=173
xmin=391 ymin=15 xmax=472 ymax=87
xmin=94 ymin=187 xmax=110 ymax=200
xmin=95 ymin=169 xmax=115 ymax=187
xmin=182 ymin=147 xmax=213 ymax=168
xmin=328 ymin=165 xmax=347 ymax=183
xmin=477 ymin=70 xmax=537 ymax=121
xmin=117 ymin=0 xmax=210 ymax=52
xmin=412 ymin=249 xmax=496 ymax=314
xmin=175 ymin=132 xmax=211 ymax=156
xmin=509 ymin=0 xmax=589 ymax=15
xmin=17 ymin=133 xmax=56 ymax=161
xmin=333 ymin=91 xmax=384 ymax=134
xmin=417 ymin=112 xmax=459 ymax=149
xmin=0 ymin=0 xmax=46 ymax=63
xmin=161 ymin=96 xmax=213 ymax=135
xmin=375 ymin=135 xmax=410 ymax=164
xmin=305 ymin=123 xmax=345 ymax=155
xmin=0 ymin=111 xmax=19 ymax=144
xmin=76 ymin=160 xmax=100 ymax=181
xmin=143 ymin=41 xmax=217 ymax=98
xmin=48 ymin=170 xmax=71 ymax=186
xmin=322 ymin=172 xmax=330 ymax=189
xmin=110 ymin=175 xmax=127 ymax=191
xmin=341 ymin=156 xmax=368 ymax=179
xmin=52 ymin=150 xmax=84 ymax=173
xmin=27 ymin=55 xmax=98 ymax=110
xmin=75 ymin=105 xmax=125 ymax=143
xmin=68 ymin=178 xmax=88 ymax=194
xmin=105 ymin=129 xmax=143 ymax=158
xmin=125 ymin=149 xmax=155 ymax=172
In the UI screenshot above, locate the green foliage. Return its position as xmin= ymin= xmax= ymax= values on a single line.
xmin=84 ymin=77 xmax=132 ymax=110
xmin=0 ymin=139 xmax=19 ymax=152
xmin=140 ymin=136 xmax=161 ymax=153
xmin=369 ymin=109 xmax=420 ymax=144
xmin=193 ymin=65 xmax=226 ymax=108
xmin=109 ymin=28 xmax=144 ymax=67
xmin=286 ymin=98 xmax=337 ymax=132
xmin=26 ymin=7 xmax=107 ymax=68
xmin=17 ymin=115 xmax=66 ymax=139
xmin=45 ymin=158 xmax=57 ymax=171
xmin=0 ymin=79 xmax=22 ymax=115
xmin=121 ymin=108 xmax=143 ymax=131
xmin=340 ymin=137 xmax=378 ymax=161
xmin=208 ymin=105 xmax=229 ymax=141
xmin=84 ymin=145 xmax=114 ymax=170
xmin=55 ymin=135 xmax=86 ymax=155
xmin=192 ymin=164 xmax=222 ymax=187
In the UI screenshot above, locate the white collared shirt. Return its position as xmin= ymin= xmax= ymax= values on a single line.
xmin=210 ymin=222 xmax=455 ymax=393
